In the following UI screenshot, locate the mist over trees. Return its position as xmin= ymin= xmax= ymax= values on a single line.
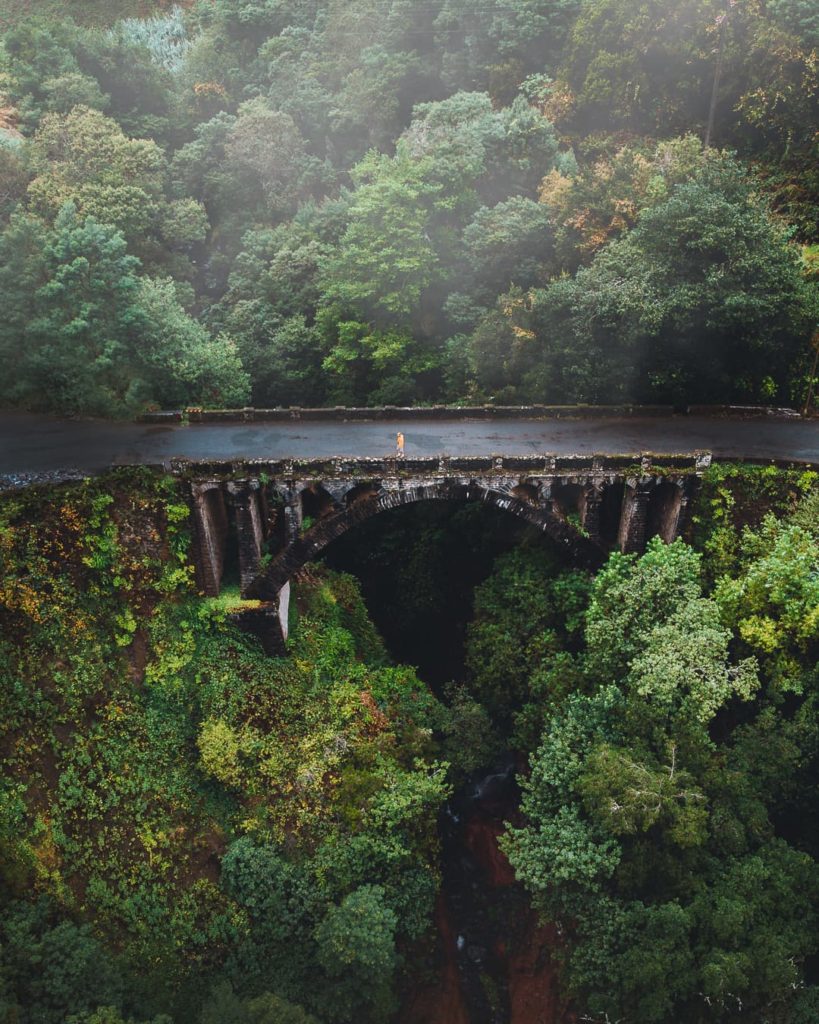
xmin=1 ymin=6 xmax=819 ymax=1018
xmin=0 ymin=0 xmax=817 ymax=415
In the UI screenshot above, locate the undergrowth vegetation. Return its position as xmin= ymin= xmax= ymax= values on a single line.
xmin=0 ymin=464 xmax=817 ymax=1022
xmin=0 ymin=470 xmax=454 ymax=1023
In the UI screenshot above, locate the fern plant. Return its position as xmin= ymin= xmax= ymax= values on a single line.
xmin=113 ymin=6 xmax=193 ymax=73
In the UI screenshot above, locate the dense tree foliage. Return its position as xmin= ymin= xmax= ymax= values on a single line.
xmin=0 ymin=0 xmax=816 ymax=414
xmin=458 ymin=470 xmax=819 ymax=1023
xmin=475 ymin=157 xmax=817 ymax=403
xmin=0 ymin=471 xmax=459 ymax=1022
xmin=0 ymin=204 xmax=248 ymax=414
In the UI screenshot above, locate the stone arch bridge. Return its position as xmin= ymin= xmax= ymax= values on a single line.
xmin=182 ymin=451 xmax=711 ymax=653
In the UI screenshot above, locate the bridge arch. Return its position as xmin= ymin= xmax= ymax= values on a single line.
xmin=186 ymin=454 xmax=705 ymax=652
xmin=247 ymin=478 xmax=605 ymax=602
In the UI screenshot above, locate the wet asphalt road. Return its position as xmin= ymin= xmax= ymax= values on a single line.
xmin=0 ymin=411 xmax=818 ymax=476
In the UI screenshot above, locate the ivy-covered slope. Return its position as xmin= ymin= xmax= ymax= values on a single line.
xmin=0 ymin=470 xmax=450 ymax=1023
xmin=1 ymin=464 xmax=818 ymax=1023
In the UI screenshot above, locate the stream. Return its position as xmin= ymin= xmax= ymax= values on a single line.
xmin=399 ymin=759 xmax=570 ymax=1024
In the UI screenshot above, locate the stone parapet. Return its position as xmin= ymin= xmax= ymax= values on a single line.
xmin=138 ymin=404 xmax=803 ymax=424
xmin=170 ymin=451 xmax=707 ymax=481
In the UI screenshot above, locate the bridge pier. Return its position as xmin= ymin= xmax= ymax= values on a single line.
xmin=228 ymin=480 xmax=267 ymax=596
xmin=619 ymin=477 xmax=653 ymax=553
xmin=190 ymin=481 xmax=229 ymax=596
xmin=282 ymin=486 xmax=304 ymax=544
xmin=228 ymin=591 xmax=288 ymax=655
xmin=652 ymin=478 xmax=687 ymax=543
xmin=674 ymin=484 xmax=695 ymax=541
xmin=580 ymin=484 xmax=604 ymax=542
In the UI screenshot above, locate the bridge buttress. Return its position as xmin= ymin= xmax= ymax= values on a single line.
xmin=618 ymin=477 xmax=653 ymax=553
xmin=190 ymin=481 xmax=229 ymax=596
xmin=228 ymin=480 xmax=267 ymax=596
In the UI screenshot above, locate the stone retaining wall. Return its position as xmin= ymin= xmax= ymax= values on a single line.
xmin=138 ymin=404 xmax=802 ymax=424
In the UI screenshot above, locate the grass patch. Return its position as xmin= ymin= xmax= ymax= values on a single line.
xmin=200 ymin=584 xmax=263 ymax=613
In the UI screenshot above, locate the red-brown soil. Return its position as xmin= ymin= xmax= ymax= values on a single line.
xmin=398 ymin=895 xmax=470 ymax=1024
xmin=400 ymin=811 xmax=573 ymax=1024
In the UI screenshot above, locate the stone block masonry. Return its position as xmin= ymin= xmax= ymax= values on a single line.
xmin=189 ymin=482 xmax=229 ymax=597
xmin=180 ymin=452 xmax=708 ymax=654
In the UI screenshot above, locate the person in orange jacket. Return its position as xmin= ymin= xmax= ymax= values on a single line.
xmin=396 ymin=431 xmax=405 ymax=455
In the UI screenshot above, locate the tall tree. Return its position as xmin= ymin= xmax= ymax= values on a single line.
xmin=0 ymin=204 xmax=248 ymax=415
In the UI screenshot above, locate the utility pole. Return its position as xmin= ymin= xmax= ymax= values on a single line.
xmin=704 ymin=0 xmax=737 ymax=149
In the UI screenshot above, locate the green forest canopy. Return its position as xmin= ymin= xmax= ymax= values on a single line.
xmin=0 ymin=464 xmax=818 ymax=1022
xmin=0 ymin=0 xmax=817 ymax=415
xmin=2 ymin=6 xmax=819 ymax=1018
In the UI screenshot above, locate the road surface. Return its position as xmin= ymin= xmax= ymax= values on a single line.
xmin=1 ymin=411 xmax=817 ymax=481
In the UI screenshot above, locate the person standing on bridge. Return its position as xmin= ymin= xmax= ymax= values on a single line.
xmin=396 ymin=432 xmax=405 ymax=456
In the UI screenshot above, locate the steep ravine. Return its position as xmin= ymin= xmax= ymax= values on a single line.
xmin=320 ymin=503 xmax=572 ymax=1022
xmin=399 ymin=759 xmax=571 ymax=1024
